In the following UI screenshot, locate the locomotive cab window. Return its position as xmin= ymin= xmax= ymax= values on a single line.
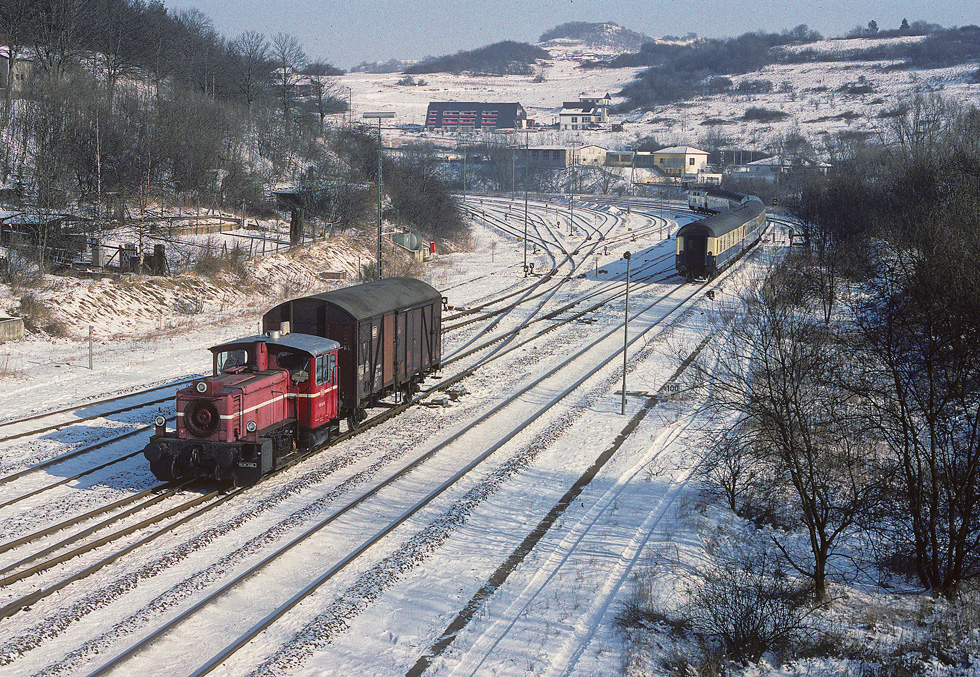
xmin=316 ymin=353 xmax=336 ymax=386
xmin=275 ymin=350 xmax=310 ymax=383
xmin=217 ymin=348 xmax=249 ymax=373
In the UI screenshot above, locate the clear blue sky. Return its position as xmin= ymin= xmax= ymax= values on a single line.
xmin=164 ymin=0 xmax=980 ymax=69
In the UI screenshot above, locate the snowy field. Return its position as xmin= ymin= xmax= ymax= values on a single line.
xmin=1 ymin=197 xmax=977 ymax=676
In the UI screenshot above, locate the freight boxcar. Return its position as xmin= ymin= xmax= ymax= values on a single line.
xmin=262 ymin=277 xmax=442 ymax=429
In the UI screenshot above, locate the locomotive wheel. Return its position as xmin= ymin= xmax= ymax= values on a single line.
xmin=149 ymin=455 xmax=179 ymax=482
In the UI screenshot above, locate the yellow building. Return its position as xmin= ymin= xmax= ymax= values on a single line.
xmin=652 ymin=146 xmax=709 ymax=177
xmin=0 ymin=49 xmax=31 ymax=96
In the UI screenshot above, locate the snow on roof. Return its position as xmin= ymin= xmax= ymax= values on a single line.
xmin=748 ymin=155 xmax=831 ymax=167
xmin=656 ymin=146 xmax=708 ymax=155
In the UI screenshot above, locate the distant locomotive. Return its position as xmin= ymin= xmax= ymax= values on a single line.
xmin=676 ymin=195 xmax=766 ymax=281
xmin=687 ymin=186 xmax=756 ymax=214
xmin=144 ymin=277 xmax=443 ymax=486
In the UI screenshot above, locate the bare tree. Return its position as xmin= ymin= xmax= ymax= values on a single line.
xmin=695 ymin=261 xmax=876 ymax=601
xmin=175 ymin=9 xmax=222 ymax=98
xmin=303 ymin=61 xmax=345 ymax=139
xmin=230 ymin=30 xmax=269 ymax=115
xmin=27 ymin=0 xmax=87 ymax=79
xmin=852 ymin=112 xmax=980 ymax=596
xmin=270 ymin=32 xmax=306 ymax=135
xmin=88 ymin=0 xmax=139 ymax=111
xmin=0 ymin=0 xmax=33 ymax=121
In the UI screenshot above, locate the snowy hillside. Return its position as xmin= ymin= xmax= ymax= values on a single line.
xmin=343 ymin=31 xmax=980 ymax=153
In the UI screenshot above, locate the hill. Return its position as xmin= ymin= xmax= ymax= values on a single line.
xmin=538 ymin=22 xmax=651 ymax=54
xmin=403 ymin=41 xmax=550 ymax=76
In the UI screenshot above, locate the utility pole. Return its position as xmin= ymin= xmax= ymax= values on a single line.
xmin=363 ymin=111 xmax=395 ymax=280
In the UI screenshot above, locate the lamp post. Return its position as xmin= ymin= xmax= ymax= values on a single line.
xmin=363 ymin=111 xmax=395 ymax=280
xmin=660 ymin=190 xmax=665 ymax=238
xmin=621 ymin=250 xmax=631 ymax=415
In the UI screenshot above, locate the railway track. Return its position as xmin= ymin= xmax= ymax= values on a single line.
xmin=80 ymin=273 xmax=707 ymax=676
xmin=0 ymin=379 xmax=194 ymax=432
xmin=0 ymin=193 xmax=738 ymax=675
xmin=0 ymin=271 xmax=645 ymax=616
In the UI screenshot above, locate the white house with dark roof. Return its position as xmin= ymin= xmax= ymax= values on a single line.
xmin=558 ymin=93 xmax=611 ymax=131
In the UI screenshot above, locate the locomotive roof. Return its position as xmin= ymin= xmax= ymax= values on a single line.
xmin=676 ymin=199 xmax=765 ymax=239
xmin=287 ymin=277 xmax=442 ymax=321
xmin=210 ymin=332 xmax=340 ymax=356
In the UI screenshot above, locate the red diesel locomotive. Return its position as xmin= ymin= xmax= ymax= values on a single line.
xmin=144 ymin=277 xmax=442 ymax=486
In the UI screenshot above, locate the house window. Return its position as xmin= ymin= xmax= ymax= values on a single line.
xmin=572 ymin=117 xmax=578 ymax=123
xmin=689 ymin=157 xmax=696 ymax=166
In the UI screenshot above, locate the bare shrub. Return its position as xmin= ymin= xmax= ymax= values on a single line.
xmin=173 ymin=297 xmax=205 ymax=315
xmin=358 ymin=261 xmax=378 ymax=282
xmin=683 ymin=536 xmax=814 ymax=665
xmin=17 ymin=292 xmax=67 ymax=337
xmin=618 ymin=533 xmax=816 ymax=671
xmin=191 ymin=241 xmax=251 ymax=280
xmin=0 ymin=355 xmax=26 ymax=379
xmin=696 ymin=427 xmax=780 ymax=523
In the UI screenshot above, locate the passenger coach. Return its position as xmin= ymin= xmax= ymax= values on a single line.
xmin=675 ymin=198 xmax=766 ymax=281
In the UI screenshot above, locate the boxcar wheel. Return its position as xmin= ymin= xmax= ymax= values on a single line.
xmin=347 ymin=408 xmax=366 ymax=431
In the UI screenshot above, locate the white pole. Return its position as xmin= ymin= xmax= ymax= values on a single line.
xmin=621 ymin=252 xmax=631 ymax=415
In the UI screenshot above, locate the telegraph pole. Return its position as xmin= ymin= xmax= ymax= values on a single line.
xmin=363 ymin=111 xmax=396 ymax=280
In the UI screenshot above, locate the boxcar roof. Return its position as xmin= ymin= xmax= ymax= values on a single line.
xmin=211 ymin=332 xmax=340 ymax=356
xmin=293 ymin=277 xmax=441 ymax=322
xmin=676 ymin=199 xmax=765 ymax=239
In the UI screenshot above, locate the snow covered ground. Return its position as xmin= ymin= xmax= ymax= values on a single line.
xmin=2 ymin=198 xmax=978 ymax=676
xmin=2 ymin=31 xmax=980 ymax=677
xmin=0 ymin=197 xmax=762 ymax=674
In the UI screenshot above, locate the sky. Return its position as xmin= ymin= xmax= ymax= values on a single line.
xmin=164 ymin=0 xmax=980 ymax=69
